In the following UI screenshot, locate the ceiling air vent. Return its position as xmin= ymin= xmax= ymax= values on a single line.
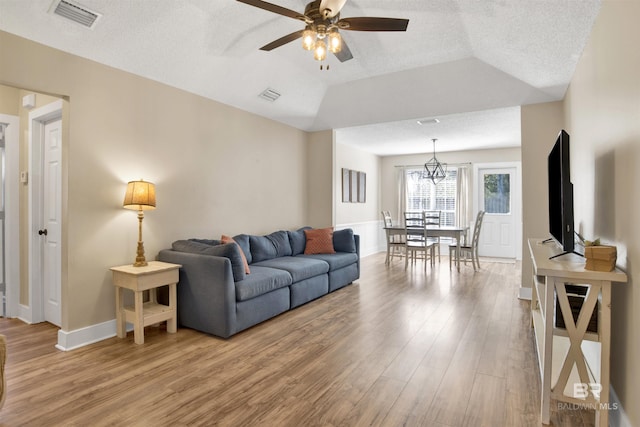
xmin=417 ymin=118 xmax=440 ymax=125
xmin=258 ymin=88 xmax=281 ymax=102
xmin=50 ymin=0 xmax=102 ymax=29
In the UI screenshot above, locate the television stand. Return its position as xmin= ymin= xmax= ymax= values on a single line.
xmin=528 ymin=238 xmax=627 ymax=427
xmin=549 ymin=250 xmax=584 ymax=260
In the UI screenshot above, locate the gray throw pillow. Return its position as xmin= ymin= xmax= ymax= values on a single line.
xmin=172 ymin=240 xmax=246 ymax=281
xmin=333 ymin=228 xmax=356 ymax=253
xmin=288 ymin=227 xmax=311 ymax=256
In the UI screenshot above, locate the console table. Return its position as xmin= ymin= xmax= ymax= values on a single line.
xmin=528 ymin=238 xmax=627 ymax=427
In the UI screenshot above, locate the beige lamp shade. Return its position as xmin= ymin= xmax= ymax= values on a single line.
xmin=123 ymin=180 xmax=156 ymax=211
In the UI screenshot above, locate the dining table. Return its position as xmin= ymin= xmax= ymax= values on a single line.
xmin=383 ymin=225 xmax=469 ymax=271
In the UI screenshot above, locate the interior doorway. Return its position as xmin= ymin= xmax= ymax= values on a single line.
xmin=0 ymin=114 xmax=20 ymax=319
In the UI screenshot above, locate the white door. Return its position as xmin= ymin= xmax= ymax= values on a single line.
xmin=477 ymin=167 xmax=517 ymax=258
xmin=42 ymin=119 xmax=62 ymax=326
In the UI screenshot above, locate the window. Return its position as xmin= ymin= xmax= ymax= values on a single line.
xmin=405 ymin=168 xmax=457 ymax=226
xmin=483 ymin=173 xmax=510 ymax=214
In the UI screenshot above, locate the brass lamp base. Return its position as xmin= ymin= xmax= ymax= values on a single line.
xmin=133 ymin=240 xmax=148 ymax=267
xmin=132 ymin=210 xmax=148 ymax=267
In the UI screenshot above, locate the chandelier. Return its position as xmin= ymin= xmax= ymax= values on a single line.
xmin=424 ymin=138 xmax=447 ymax=184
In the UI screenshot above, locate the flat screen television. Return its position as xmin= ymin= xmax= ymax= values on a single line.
xmin=547 ymin=129 xmax=579 ymax=258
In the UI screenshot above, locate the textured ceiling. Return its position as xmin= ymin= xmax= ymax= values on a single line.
xmin=0 ymin=0 xmax=600 ymax=155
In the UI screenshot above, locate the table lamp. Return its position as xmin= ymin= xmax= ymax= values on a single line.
xmin=123 ymin=179 xmax=156 ymax=267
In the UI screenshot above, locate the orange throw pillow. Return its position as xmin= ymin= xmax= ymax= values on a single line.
xmin=304 ymin=227 xmax=336 ymax=255
xmin=221 ymin=235 xmax=250 ymax=274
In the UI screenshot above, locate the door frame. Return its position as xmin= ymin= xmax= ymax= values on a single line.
xmin=0 ymin=114 xmax=20 ymax=318
xmin=27 ymin=100 xmax=63 ymax=324
xmin=473 ymin=161 xmax=522 ymax=260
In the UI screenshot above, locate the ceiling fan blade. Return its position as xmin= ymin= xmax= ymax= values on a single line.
xmin=320 ymin=0 xmax=347 ymax=18
xmin=236 ymin=0 xmax=307 ymax=22
xmin=260 ymin=30 xmax=304 ymax=51
xmin=338 ymin=17 xmax=409 ymax=32
xmin=334 ymin=38 xmax=353 ymax=62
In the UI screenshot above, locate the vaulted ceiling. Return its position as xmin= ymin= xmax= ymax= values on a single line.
xmin=0 ymin=0 xmax=600 ymax=155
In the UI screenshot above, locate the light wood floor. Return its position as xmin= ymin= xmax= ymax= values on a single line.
xmin=0 ymin=254 xmax=595 ymax=426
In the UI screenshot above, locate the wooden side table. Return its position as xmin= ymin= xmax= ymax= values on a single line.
xmin=110 ymin=261 xmax=181 ymax=344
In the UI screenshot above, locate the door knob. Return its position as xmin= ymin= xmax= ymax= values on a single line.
xmin=38 ymin=229 xmax=48 ymax=236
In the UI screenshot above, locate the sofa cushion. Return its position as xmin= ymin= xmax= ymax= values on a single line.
xmin=288 ymin=227 xmax=311 ymax=256
xmin=172 ymin=240 xmax=246 ymax=281
xmin=250 ymin=231 xmax=292 ymax=262
xmin=267 ymin=231 xmax=292 ymax=257
xmin=333 ymin=228 xmax=356 ymax=253
xmin=304 ymin=227 xmax=336 ymax=255
xmin=301 ymin=252 xmax=358 ymax=271
xmin=235 ymin=266 xmax=292 ymax=302
xmin=252 ymin=256 xmax=329 ymax=282
xmin=189 ymin=238 xmax=221 ymax=246
xmin=221 ymin=235 xmax=250 ymax=274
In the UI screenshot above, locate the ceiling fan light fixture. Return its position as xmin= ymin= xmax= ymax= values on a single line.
xmin=302 ymin=27 xmax=316 ymax=50
xmin=314 ymin=39 xmax=327 ymax=61
xmin=328 ymin=30 xmax=342 ymax=53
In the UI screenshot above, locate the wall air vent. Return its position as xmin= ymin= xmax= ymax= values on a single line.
xmin=258 ymin=88 xmax=281 ymax=102
xmin=50 ymin=0 xmax=102 ymax=29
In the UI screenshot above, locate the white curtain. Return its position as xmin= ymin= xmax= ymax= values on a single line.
xmin=456 ymin=165 xmax=471 ymax=229
xmin=396 ymin=167 xmax=407 ymax=224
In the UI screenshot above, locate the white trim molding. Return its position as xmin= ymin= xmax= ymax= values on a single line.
xmin=518 ymin=286 xmax=532 ymax=300
xmin=0 ymin=113 xmax=20 ymax=318
xmin=56 ymin=319 xmax=132 ymax=351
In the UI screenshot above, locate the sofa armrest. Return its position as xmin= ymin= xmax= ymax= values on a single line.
xmin=158 ymin=249 xmax=237 ymax=338
xmin=354 ymin=234 xmax=361 ymax=277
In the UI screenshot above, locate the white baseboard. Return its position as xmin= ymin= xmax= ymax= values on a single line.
xmin=56 ymin=319 xmax=131 ymax=351
xmin=518 ymin=286 xmax=532 ymax=300
xmin=609 ymin=386 xmax=631 ymax=427
xmin=18 ymin=304 xmax=33 ymax=323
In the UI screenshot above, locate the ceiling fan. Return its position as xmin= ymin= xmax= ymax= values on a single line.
xmin=237 ymin=0 xmax=409 ymax=64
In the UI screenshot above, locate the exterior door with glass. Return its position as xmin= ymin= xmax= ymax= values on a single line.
xmin=477 ymin=166 xmax=518 ymax=258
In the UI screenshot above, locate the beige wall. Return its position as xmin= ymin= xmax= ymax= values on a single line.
xmin=520 ymin=101 xmax=564 ymax=291
xmin=0 ymin=85 xmax=20 ymax=114
xmin=0 ymin=31 xmax=310 ymax=331
xmin=307 ymin=130 xmax=334 ymax=228
xmin=562 ymin=1 xmax=639 ymax=423
xmin=334 ymin=142 xmax=381 ymax=225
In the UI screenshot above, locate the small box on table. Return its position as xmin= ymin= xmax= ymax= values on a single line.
xmin=584 ymin=245 xmax=616 ymax=272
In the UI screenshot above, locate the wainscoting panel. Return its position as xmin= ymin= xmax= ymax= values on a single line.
xmin=336 ymin=220 xmax=385 ymax=258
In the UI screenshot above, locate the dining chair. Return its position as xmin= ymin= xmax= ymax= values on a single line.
xmin=382 ymin=211 xmax=404 ymax=264
xmin=423 ymin=210 xmax=442 ymax=262
xmin=449 ymin=210 xmax=485 ymax=271
xmin=404 ymin=212 xmax=435 ymax=270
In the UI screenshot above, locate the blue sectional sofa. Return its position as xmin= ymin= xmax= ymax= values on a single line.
xmin=158 ymin=228 xmax=360 ymax=338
